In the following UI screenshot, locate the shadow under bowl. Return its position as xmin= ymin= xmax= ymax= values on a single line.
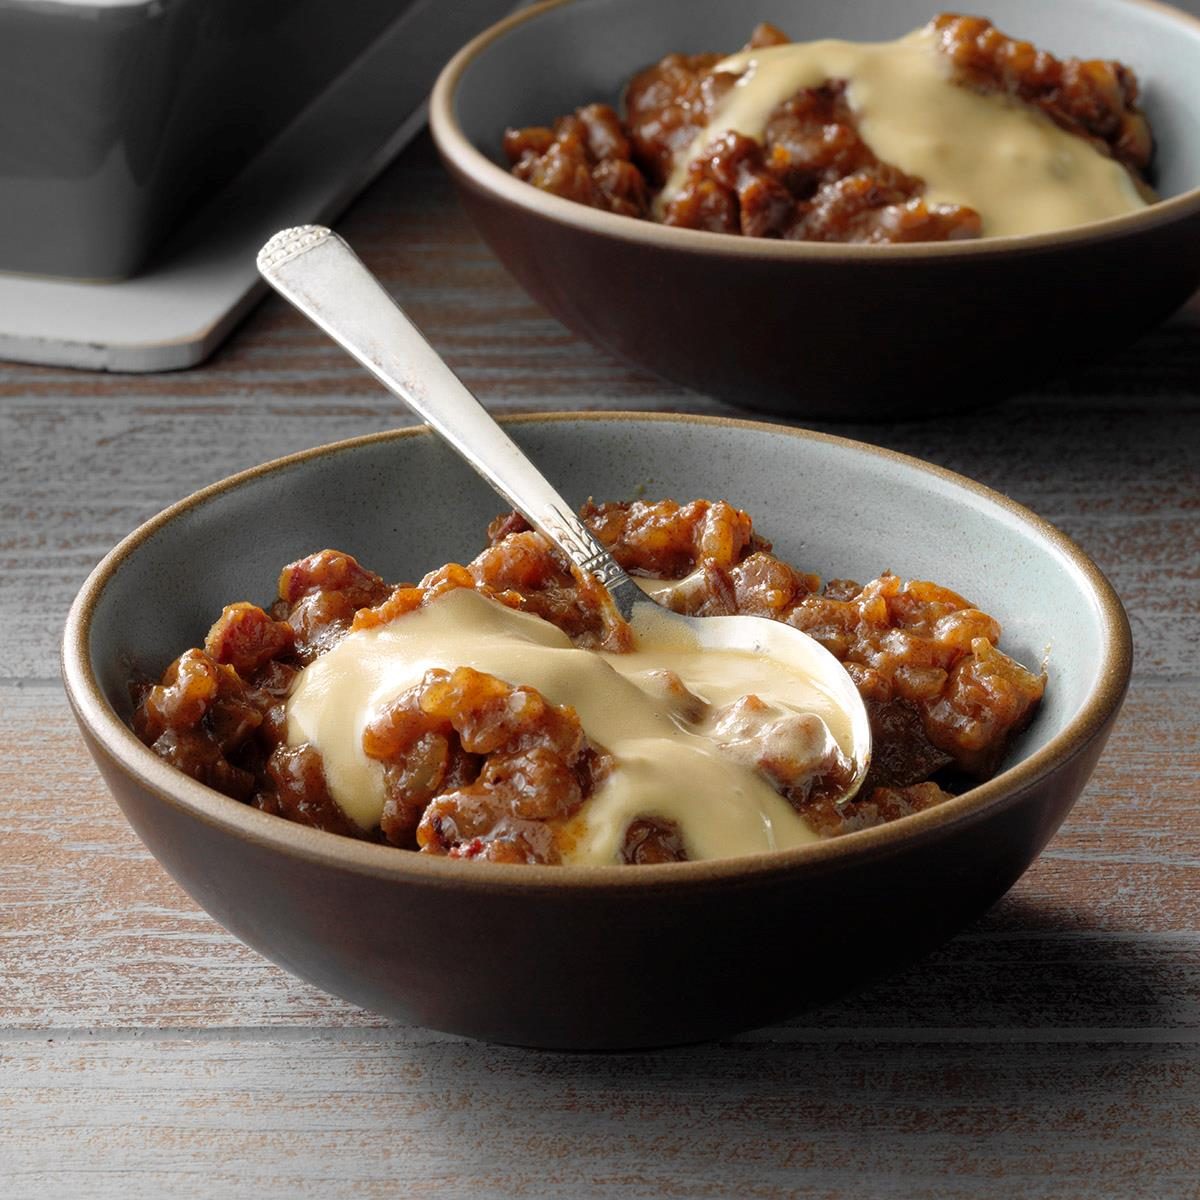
xmin=62 ymin=415 xmax=1131 ymax=1048
xmin=430 ymin=0 xmax=1200 ymax=419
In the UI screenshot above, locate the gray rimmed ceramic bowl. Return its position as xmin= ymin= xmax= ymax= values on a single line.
xmin=430 ymin=0 xmax=1200 ymax=418
xmin=62 ymin=415 xmax=1131 ymax=1049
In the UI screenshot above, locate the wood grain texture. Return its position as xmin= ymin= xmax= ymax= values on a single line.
xmin=4 ymin=1037 xmax=1197 ymax=1200
xmin=0 ymin=133 xmax=1198 ymax=1198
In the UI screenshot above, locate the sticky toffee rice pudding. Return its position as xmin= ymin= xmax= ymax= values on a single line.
xmin=503 ymin=14 xmax=1155 ymax=242
xmin=132 ymin=499 xmax=1045 ymax=865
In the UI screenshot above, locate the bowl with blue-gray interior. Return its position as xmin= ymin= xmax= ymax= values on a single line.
xmin=431 ymin=0 xmax=1200 ymax=417
xmin=63 ymin=415 xmax=1131 ymax=1047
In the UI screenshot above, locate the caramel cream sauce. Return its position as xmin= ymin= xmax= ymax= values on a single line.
xmin=285 ymin=588 xmax=861 ymax=863
xmin=656 ymin=28 xmax=1146 ymax=237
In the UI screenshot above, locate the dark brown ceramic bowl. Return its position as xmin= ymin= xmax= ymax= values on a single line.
xmin=430 ymin=0 xmax=1200 ymax=419
xmin=62 ymin=415 xmax=1131 ymax=1048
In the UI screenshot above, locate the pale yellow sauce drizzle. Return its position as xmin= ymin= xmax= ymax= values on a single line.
xmin=285 ymin=588 xmax=858 ymax=863
xmin=657 ymin=28 xmax=1146 ymax=237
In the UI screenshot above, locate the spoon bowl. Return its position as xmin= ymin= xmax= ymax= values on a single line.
xmin=256 ymin=224 xmax=872 ymax=804
xmin=627 ymin=598 xmax=872 ymax=802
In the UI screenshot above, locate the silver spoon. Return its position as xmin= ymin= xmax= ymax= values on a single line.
xmin=257 ymin=225 xmax=871 ymax=805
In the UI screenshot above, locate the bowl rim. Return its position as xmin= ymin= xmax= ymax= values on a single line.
xmin=62 ymin=412 xmax=1133 ymax=893
xmin=429 ymin=0 xmax=1200 ymax=260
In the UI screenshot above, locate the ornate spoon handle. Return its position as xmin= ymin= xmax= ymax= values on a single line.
xmin=258 ymin=226 xmax=640 ymax=617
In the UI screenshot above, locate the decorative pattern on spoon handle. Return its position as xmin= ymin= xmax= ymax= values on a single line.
xmin=542 ymin=504 xmax=628 ymax=590
xmin=257 ymin=225 xmax=332 ymax=272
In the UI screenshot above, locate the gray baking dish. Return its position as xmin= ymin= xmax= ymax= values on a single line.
xmin=0 ymin=0 xmax=416 ymax=279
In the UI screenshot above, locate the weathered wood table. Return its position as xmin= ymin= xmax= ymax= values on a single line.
xmin=2 ymin=134 xmax=1197 ymax=1199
